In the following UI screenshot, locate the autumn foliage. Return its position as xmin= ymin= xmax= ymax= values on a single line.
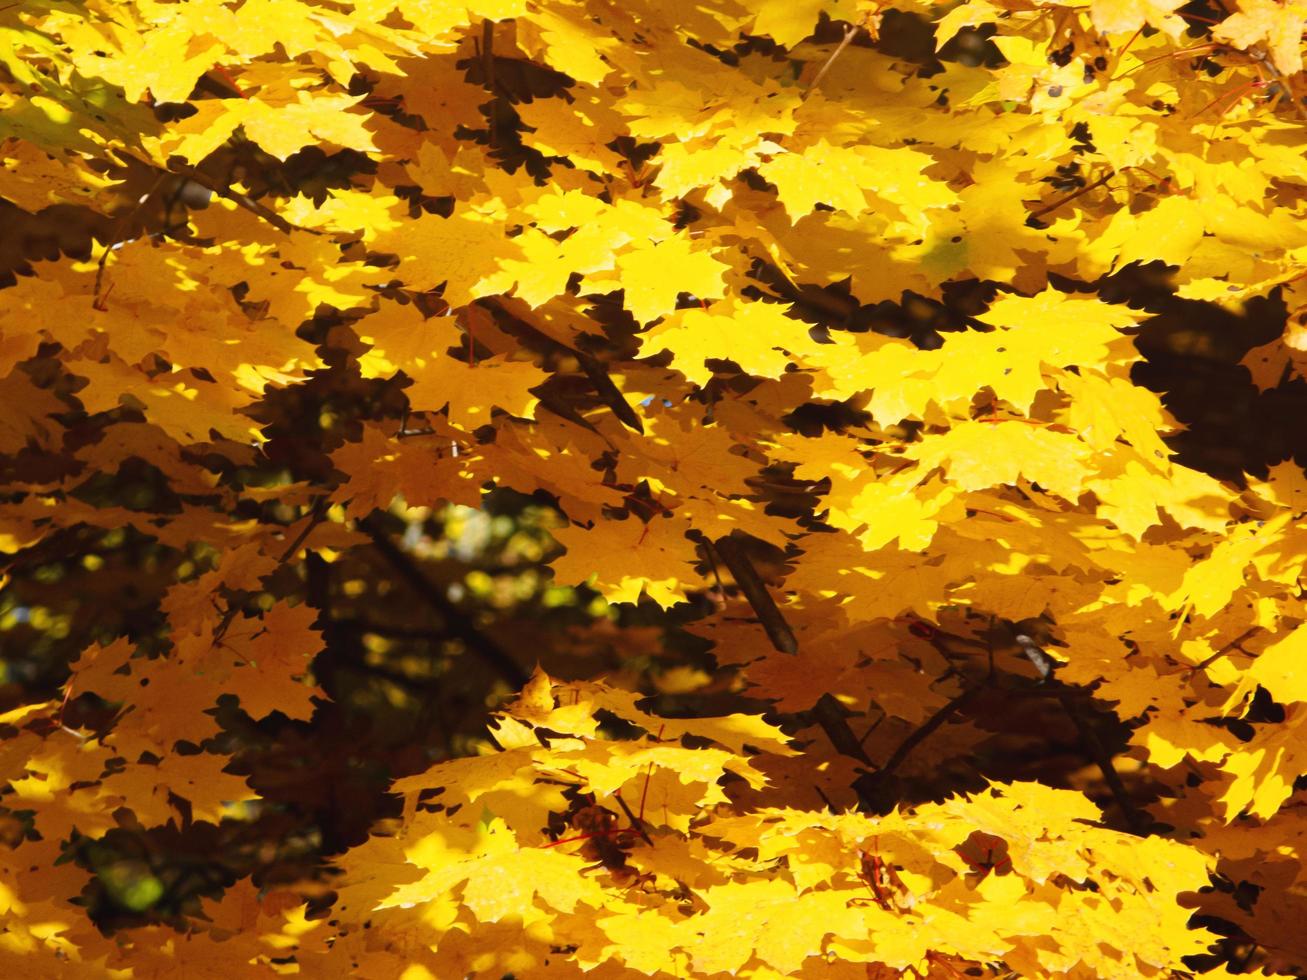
xmin=6 ymin=0 xmax=1307 ymax=975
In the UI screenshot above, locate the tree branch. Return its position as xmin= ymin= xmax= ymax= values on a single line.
xmin=1186 ymin=625 xmax=1260 ymax=675
xmin=852 ymin=684 xmax=981 ymax=814
xmin=576 ymin=350 xmax=644 ymax=433
xmin=809 ymin=692 xmax=873 ymax=764
xmin=709 ymin=534 xmax=797 ymax=654
xmin=1057 ymin=692 xmax=1150 ymax=835
xmin=167 ymin=162 xmax=318 ymax=237
xmin=358 ymin=514 xmax=530 ymax=689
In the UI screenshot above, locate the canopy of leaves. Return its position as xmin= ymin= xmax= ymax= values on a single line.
xmin=3 ymin=0 xmax=1307 ymax=975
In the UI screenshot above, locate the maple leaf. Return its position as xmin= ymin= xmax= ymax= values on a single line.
xmin=677 ymin=878 xmax=873 ymax=974
xmin=1091 ymin=0 xmax=1188 ymax=37
xmin=750 ymin=0 xmax=862 ymax=47
xmin=1059 ymin=373 xmax=1175 ymax=465
xmin=828 ymin=472 xmax=963 ymax=552
xmin=640 ymin=297 xmax=815 ymax=386
xmin=383 ymin=816 xmax=605 ymax=922
xmin=530 ymin=674 xmax=796 ymax=756
xmin=516 ymin=91 xmax=628 ymax=175
xmin=1166 ymin=517 xmax=1279 ymax=619
xmin=5 ymin=0 xmax=1306 ymax=975
xmin=759 ymin=139 xmax=879 ymax=218
xmin=383 ymin=209 xmax=521 ymax=309
xmin=215 ymin=602 xmax=326 ymax=720
xmin=5 ymin=731 xmax=121 ymax=841
xmin=1219 ymin=710 xmax=1307 ymax=821
xmin=549 ymin=513 xmax=700 ymax=608
xmin=614 ymin=408 xmax=762 ymax=498
xmin=583 ymin=234 xmax=731 ymax=325
xmin=807 ymin=287 xmax=1141 ymax=421
xmin=906 ymin=422 xmax=1092 ymax=500
xmin=1213 ymin=0 xmax=1307 ymax=75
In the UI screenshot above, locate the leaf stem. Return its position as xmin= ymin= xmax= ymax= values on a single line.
xmin=1028 ymin=170 xmax=1116 ymax=221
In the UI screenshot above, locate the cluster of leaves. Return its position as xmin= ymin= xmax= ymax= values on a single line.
xmin=5 ymin=0 xmax=1307 ymax=975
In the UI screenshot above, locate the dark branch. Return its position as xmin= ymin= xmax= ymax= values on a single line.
xmin=613 ymin=792 xmax=655 ymax=848
xmin=1028 ymin=170 xmax=1115 ymax=222
xmin=576 ymin=350 xmax=644 ymax=433
xmin=277 ymin=495 xmax=329 ymax=563
xmin=710 ymin=534 xmax=797 ymax=655
xmin=1057 ymin=693 xmax=1151 ymax=835
xmin=879 ymin=685 xmax=980 ymax=779
xmin=359 ymin=514 xmax=530 ymax=689
xmin=809 ymin=692 xmax=872 ymax=765
xmin=852 ymin=684 xmax=981 ymax=815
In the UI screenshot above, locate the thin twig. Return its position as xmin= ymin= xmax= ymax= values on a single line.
xmin=481 ymin=19 xmax=499 ymax=149
xmin=1234 ymin=942 xmax=1260 ymax=972
xmin=613 ymin=792 xmax=655 ymax=847
xmin=851 ymin=683 xmax=981 ymax=814
xmin=702 ymin=540 xmax=725 ymax=608
xmin=481 ymin=19 xmax=496 ymax=94
xmin=878 ymin=685 xmax=980 ymax=779
xmin=277 ymin=495 xmax=329 ymax=563
xmin=212 ymin=496 xmax=329 ymax=647
xmin=576 ymin=350 xmax=643 ymax=433
xmin=1248 ymin=46 xmax=1307 ymax=122
xmin=359 ymin=513 xmax=530 ymax=689
xmin=167 ymin=162 xmax=317 ymax=236
xmin=1028 ymin=170 xmax=1116 ymax=221
xmin=1187 ymin=625 xmax=1261 ymax=675
xmin=93 ymin=172 xmax=171 ymax=308
xmin=806 ymin=24 xmax=860 ymax=96
xmin=1057 ymin=693 xmax=1150 ymax=835
xmin=477 ymin=297 xmax=642 ymax=434
xmin=858 ymin=714 xmax=884 ymax=746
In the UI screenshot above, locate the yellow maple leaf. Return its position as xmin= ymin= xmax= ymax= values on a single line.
xmin=585 ymin=234 xmax=730 ymax=324
xmin=216 ymin=602 xmax=325 ymax=720
xmin=383 ymin=209 xmax=517 ymax=309
xmin=750 ymin=0 xmax=861 ymax=47
xmin=1167 ymin=516 xmax=1283 ymax=619
xmin=1214 ymin=0 xmax=1307 ymax=75
xmin=1225 ymin=624 xmax=1307 ymax=711
xmin=1218 ymin=712 xmax=1307 ymax=821
xmin=549 ymin=513 xmax=700 ymax=608
xmin=831 ymin=473 xmax=963 ymax=552
xmin=63 ymin=18 xmax=224 ymax=105
xmin=1090 ymin=0 xmax=1187 ymax=36
xmin=1086 ymin=456 xmax=1168 ymax=539
xmin=386 ymin=816 xmax=604 ymax=922
xmin=758 ymin=139 xmax=877 ymax=218
xmin=907 ymin=422 xmax=1091 ymax=500
xmin=516 ymin=91 xmax=627 ymax=174
xmin=640 ymin=297 xmax=815 ymax=385
xmin=1059 ymin=372 xmax=1174 ymax=465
